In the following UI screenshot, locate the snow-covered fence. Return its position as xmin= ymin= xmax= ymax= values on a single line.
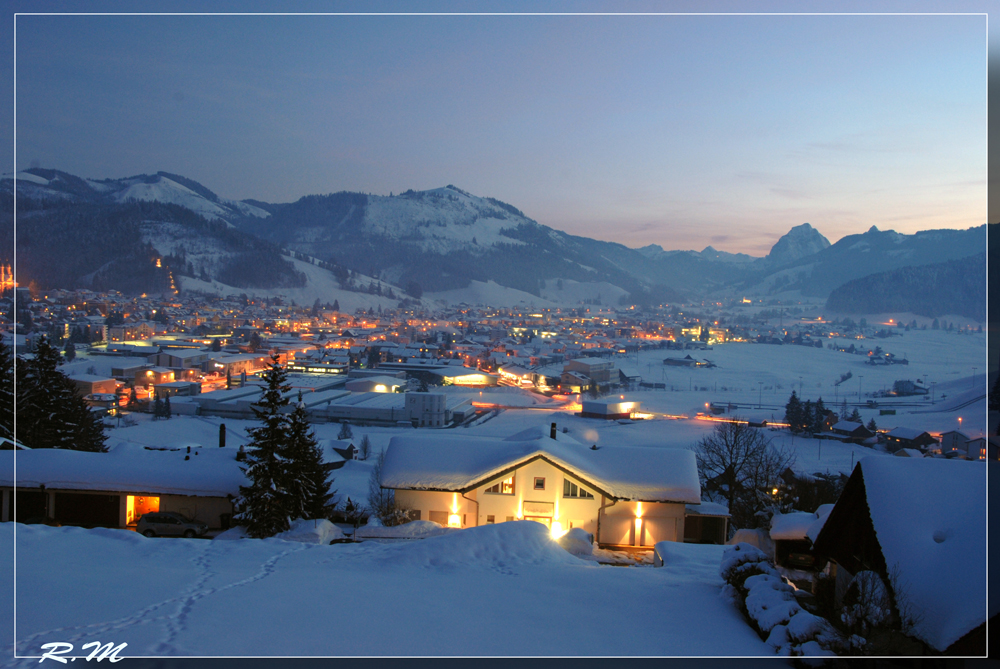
xmin=720 ymin=543 xmax=843 ymax=656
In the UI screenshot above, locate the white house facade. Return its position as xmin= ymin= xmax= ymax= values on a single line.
xmin=381 ymin=425 xmax=701 ymax=547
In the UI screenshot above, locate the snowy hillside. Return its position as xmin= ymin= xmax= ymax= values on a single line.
xmin=363 ymin=187 xmax=529 ymax=255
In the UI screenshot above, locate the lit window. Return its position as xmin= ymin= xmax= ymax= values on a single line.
xmin=534 ymin=477 xmax=546 ymax=490
xmin=563 ymin=480 xmax=594 ymax=499
xmin=486 ymin=515 xmax=495 ymax=524
xmin=486 ymin=475 xmax=515 ymax=495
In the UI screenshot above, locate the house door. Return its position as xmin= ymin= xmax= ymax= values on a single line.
xmin=524 ymin=515 xmax=551 ymax=528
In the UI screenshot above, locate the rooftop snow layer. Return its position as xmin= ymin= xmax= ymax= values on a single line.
xmin=860 ymin=456 xmax=991 ymax=651
xmin=381 ymin=432 xmax=700 ymax=503
xmin=769 ymin=511 xmax=818 ymax=541
xmin=1 ymin=445 xmax=247 ymax=497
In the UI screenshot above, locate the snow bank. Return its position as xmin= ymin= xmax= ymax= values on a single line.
xmin=369 ymin=520 xmax=588 ymax=571
xmin=274 ymin=518 xmax=345 ymax=544
xmin=556 ymin=527 xmax=593 ymax=556
xmin=214 ymin=525 xmax=248 ymax=540
xmin=355 ymin=519 xmax=451 ymax=539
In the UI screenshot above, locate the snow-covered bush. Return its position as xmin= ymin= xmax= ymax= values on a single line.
xmin=721 ymin=543 xmax=846 ymax=656
xmin=720 ymin=542 xmax=778 ymax=593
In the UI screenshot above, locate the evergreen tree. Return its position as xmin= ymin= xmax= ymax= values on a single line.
xmin=338 ymin=421 xmax=353 ymax=440
xmin=801 ymin=400 xmax=814 ymax=434
xmin=866 ymin=418 xmax=878 ymax=433
xmin=784 ymin=391 xmax=802 ymax=432
xmin=210 ymin=338 xmax=222 ymax=352
xmin=235 ymin=355 xmax=293 ymax=538
xmin=64 ymin=341 xmax=76 ymax=362
xmin=127 ymin=386 xmax=139 ymax=409
xmin=153 ymin=393 xmax=164 ymax=420
xmin=812 ymin=397 xmax=827 ymax=433
xmin=15 ymin=336 xmax=106 ymax=451
xmin=0 ymin=342 xmax=13 ymax=440
xmin=932 ymin=318 xmax=940 ymax=330
xmin=332 ymin=299 xmax=340 ymax=312
xmin=849 ymin=408 xmax=862 ymax=423
xmin=285 ymin=393 xmax=335 ymax=520
xmin=164 ymin=394 xmax=172 ymax=419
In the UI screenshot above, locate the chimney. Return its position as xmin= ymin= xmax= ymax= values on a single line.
xmin=550 ymin=422 xmax=557 ymax=439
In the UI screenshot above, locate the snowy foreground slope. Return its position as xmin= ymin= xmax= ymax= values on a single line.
xmin=4 ymin=522 xmax=767 ymax=659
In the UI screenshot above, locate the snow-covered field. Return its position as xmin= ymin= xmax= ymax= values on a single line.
xmin=3 ymin=522 xmax=767 ymax=660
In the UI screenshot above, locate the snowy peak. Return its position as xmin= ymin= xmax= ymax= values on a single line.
xmin=764 ymin=223 xmax=831 ymax=267
xmin=3 ymin=169 xmax=269 ymax=222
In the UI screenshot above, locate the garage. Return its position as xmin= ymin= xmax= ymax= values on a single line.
xmin=54 ymin=492 xmax=121 ymax=528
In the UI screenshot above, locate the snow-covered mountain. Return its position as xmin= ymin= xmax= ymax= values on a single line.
xmin=6 ymin=169 xmax=269 ymax=223
xmin=637 ymin=244 xmax=758 ymax=265
xmin=3 ymin=167 xmax=987 ymax=308
xmin=761 ymin=222 xmax=830 ymax=267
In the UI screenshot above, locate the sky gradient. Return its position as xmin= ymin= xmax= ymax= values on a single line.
xmin=8 ymin=9 xmax=988 ymax=256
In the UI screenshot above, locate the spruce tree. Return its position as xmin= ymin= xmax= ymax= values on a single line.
xmin=784 ymin=391 xmax=802 ymax=432
xmin=866 ymin=418 xmax=878 ymax=433
xmin=64 ymin=341 xmax=76 ymax=362
xmin=153 ymin=393 xmax=164 ymax=420
xmin=801 ymin=400 xmax=814 ymax=434
xmin=849 ymin=408 xmax=862 ymax=423
xmin=15 ymin=336 xmax=106 ymax=451
xmin=236 ymin=355 xmax=293 ymax=538
xmin=0 ymin=342 xmax=13 ymax=441
xmin=164 ymin=394 xmax=172 ymax=419
xmin=812 ymin=398 xmax=827 ymax=433
xmin=338 ymin=421 xmax=353 ymax=440
xmin=285 ymin=394 xmax=335 ymax=520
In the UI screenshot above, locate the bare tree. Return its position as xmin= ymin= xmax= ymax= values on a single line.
xmin=358 ymin=434 xmax=372 ymax=461
xmin=695 ymin=417 xmax=794 ymax=533
xmin=367 ymin=449 xmax=410 ymax=526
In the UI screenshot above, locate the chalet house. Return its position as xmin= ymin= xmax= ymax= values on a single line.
xmin=885 ymin=427 xmax=938 ymax=453
xmin=830 ymin=421 xmax=875 ymax=443
xmin=811 ymin=457 xmax=994 ymax=655
xmin=380 ymin=424 xmax=701 ymax=548
xmin=1 ymin=446 xmax=244 ymax=529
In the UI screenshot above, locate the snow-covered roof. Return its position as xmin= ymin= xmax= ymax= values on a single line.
xmin=1 ymin=445 xmax=247 ymax=497
xmin=769 ymin=512 xmax=817 ymax=541
xmin=886 ymin=427 xmax=931 ymax=440
xmin=381 ymin=429 xmax=700 ymax=503
xmin=831 ymin=420 xmax=867 ymax=432
xmin=859 ymin=457 xmax=992 ymax=651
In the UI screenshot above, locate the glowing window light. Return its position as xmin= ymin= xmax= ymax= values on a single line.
xmin=550 ymin=521 xmax=567 ymax=539
xmin=447 ymin=513 xmax=462 ymax=528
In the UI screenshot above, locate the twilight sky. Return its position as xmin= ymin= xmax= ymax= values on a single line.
xmin=8 ymin=9 xmax=988 ymax=256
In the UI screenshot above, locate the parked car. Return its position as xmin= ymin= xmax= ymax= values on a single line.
xmin=137 ymin=512 xmax=208 ymax=538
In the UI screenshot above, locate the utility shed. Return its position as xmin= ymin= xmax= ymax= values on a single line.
xmin=812 ymin=457 xmax=994 ymax=654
